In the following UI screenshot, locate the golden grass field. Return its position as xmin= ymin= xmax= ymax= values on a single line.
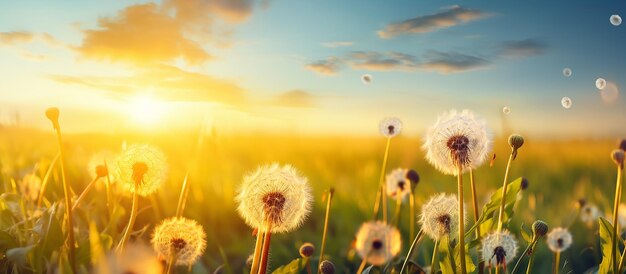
xmin=0 ymin=124 xmax=623 ymax=273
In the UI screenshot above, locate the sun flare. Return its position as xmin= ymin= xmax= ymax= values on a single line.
xmin=128 ymin=95 xmax=165 ymax=125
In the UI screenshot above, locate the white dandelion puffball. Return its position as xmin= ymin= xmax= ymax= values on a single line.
xmin=502 ymin=106 xmax=511 ymax=115
xmin=596 ymin=78 xmax=607 ymax=90
xmin=235 ymin=163 xmax=312 ymax=233
xmin=561 ymin=97 xmax=572 ymax=109
xmin=385 ymin=168 xmax=412 ymax=201
xmin=562 ymin=68 xmax=572 ymax=77
xmin=422 ymin=109 xmax=492 ymax=175
xmin=379 ymin=117 xmax=402 ymax=138
xmin=355 ymin=221 xmax=402 ymax=266
xmin=361 ymin=74 xmax=373 ymax=84
xmin=611 ymin=15 xmax=622 ymax=26
xmin=481 ymin=231 xmax=519 ymax=267
xmin=114 ymin=144 xmax=167 ymax=196
xmin=420 ymin=193 xmax=465 ymax=240
xmin=151 ymin=217 xmax=207 ymax=266
xmin=546 ymin=227 xmax=573 ymax=253
xmin=580 ymin=203 xmax=600 ymax=223
xmin=96 ymin=243 xmax=163 ymax=274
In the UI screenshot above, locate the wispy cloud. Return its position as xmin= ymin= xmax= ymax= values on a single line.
xmin=421 ymin=50 xmax=491 ymax=73
xmin=305 ymin=57 xmax=342 ymax=76
xmin=273 ymin=90 xmax=315 ymax=108
xmin=348 ymin=51 xmax=418 ymax=71
xmin=0 ymin=32 xmax=35 ymax=45
xmin=378 ymin=6 xmax=490 ymax=39
xmin=320 ymin=41 xmax=353 ymax=48
xmin=499 ymin=39 xmax=548 ymax=58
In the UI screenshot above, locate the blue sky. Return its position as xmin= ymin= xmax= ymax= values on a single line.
xmin=0 ymin=0 xmax=624 ymax=138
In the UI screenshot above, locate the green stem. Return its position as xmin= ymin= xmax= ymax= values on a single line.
xmin=116 ymin=183 xmax=139 ymax=252
xmin=258 ymin=225 xmax=273 ymax=274
xmin=372 ymin=137 xmax=392 ymax=222
xmin=393 ymin=196 xmax=402 ymax=227
xmin=409 ymin=190 xmax=415 ymax=242
xmin=525 ymin=242 xmax=538 ymax=274
xmin=399 ymin=229 xmax=424 ymax=274
xmin=175 ymin=170 xmax=191 ymax=218
xmin=470 ymin=170 xmax=485 ymax=274
xmin=71 ymin=176 xmax=100 ymax=211
xmin=511 ymin=240 xmax=535 ymax=274
xmin=612 ymin=166 xmax=622 ymax=273
xmin=317 ymin=189 xmax=334 ymax=274
xmin=497 ymin=152 xmax=515 ymax=233
xmin=553 ymin=251 xmax=560 ymax=274
xmin=36 ymin=153 xmax=59 ymax=208
xmin=430 ymin=239 xmax=439 ymax=274
xmin=457 ymin=166 xmax=467 ymax=274
xmin=250 ymin=229 xmax=264 ymax=274
xmin=54 ymin=125 xmax=76 ymax=273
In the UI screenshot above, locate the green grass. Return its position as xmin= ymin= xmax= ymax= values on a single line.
xmin=0 ymin=126 xmax=623 ymax=273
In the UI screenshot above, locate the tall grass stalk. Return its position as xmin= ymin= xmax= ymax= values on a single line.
xmin=612 ymin=165 xmax=623 ymax=273
xmin=36 ymin=153 xmax=59 ymax=208
xmin=399 ymin=229 xmax=424 ymax=274
xmin=372 ymin=137 xmax=391 ymax=223
xmin=317 ymin=188 xmax=334 ymax=274
xmin=71 ymin=176 xmax=101 ymax=211
xmin=496 ymin=152 xmax=514 ymax=233
xmin=469 ymin=170 xmax=484 ymax=274
xmin=409 ymin=190 xmax=415 ymax=242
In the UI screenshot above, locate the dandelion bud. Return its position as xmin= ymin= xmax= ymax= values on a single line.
xmin=532 ymin=220 xmax=549 ymax=238
xmin=577 ymin=198 xmax=587 ymax=208
xmin=319 ymin=260 xmax=335 ymax=274
xmin=45 ymin=107 xmax=60 ymax=130
xmin=619 ymin=139 xmax=626 ymax=151
xmin=299 ymin=242 xmax=315 ymax=258
xmin=509 ymin=134 xmax=524 ymax=160
xmin=406 ymin=169 xmax=420 ymax=188
xmin=520 ymin=177 xmax=529 ymax=190
xmin=95 ymin=165 xmax=108 ymax=178
xmin=611 ymin=149 xmax=625 ymax=169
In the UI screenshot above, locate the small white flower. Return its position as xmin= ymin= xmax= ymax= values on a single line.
xmin=385 ymin=168 xmax=412 ymax=201
xmin=481 ymin=230 xmax=518 ymax=268
xmin=580 ymin=203 xmax=600 ymax=223
xmin=419 ymin=193 xmax=465 ymax=240
xmin=422 ymin=110 xmax=492 ymax=175
xmin=546 ymin=227 xmax=573 ymax=253
xmin=355 ymin=221 xmax=402 ymax=266
xmin=379 ymin=117 xmax=402 ymax=138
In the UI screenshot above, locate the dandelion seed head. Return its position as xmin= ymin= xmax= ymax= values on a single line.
xmin=580 ymin=203 xmax=600 ymax=223
xmin=562 ymin=68 xmax=572 ymax=77
xmin=97 ymin=243 xmax=163 ymax=274
xmin=20 ymin=173 xmax=41 ymax=201
xmin=379 ymin=117 xmax=402 ymax=138
xmin=422 ymin=110 xmax=492 ymax=175
xmin=596 ymin=78 xmax=607 ymax=90
xmin=355 ymin=221 xmax=402 ymax=266
xmin=235 ymin=163 xmax=312 ymax=233
xmin=299 ymin=242 xmax=315 ymax=258
xmin=611 ymin=15 xmax=622 ymax=26
xmin=151 ymin=217 xmax=207 ymax=266
xmin=561 ymin=97 xmax=572 ymax=109
xmin=385 ymin=168 xmax=412 ymax=201
xmin=502 ymin=106 xmax=511 ymax=114
xmin=546 ymin=227 xmax=573 ymax=253
xmin=419 ymin=193 xmax=465 ymax=240
xmin=115 ymin=144 xmax=167 ymax=196
xmin=481 ymin=230 xmax=518 ymax=267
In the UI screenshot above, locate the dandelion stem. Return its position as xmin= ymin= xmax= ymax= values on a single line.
xmin=457 ymin=165 xmax=467 ymax=274
xmin=430 ymin=239 xmax=439 ymax=274
xmin=53 ymin=121 xmax=76 ymax=273
xmin=258 ymin=225 xmax=273 ymax=274
xmin=165 ymin=247 xmax=178 ymax=274
xmin=525 ymin=241 xmax=538 ymax=274
xmin=470 ymin=170 xmax=485 ymax=274
xmin=372 ymin=137 xmax=392 ymax=223
xmin=409 ymin=189 xmax=415 ymax=242
xmin=317 ymin=188 xmax=334 ymax=274
xmin=116 ymin=182 xmax=139 ymax=252
xmin=36 ymin=152 xmax=59 ymax=208
xmin=553 ymin=251 xmax=560 ymax=274
xmin=511 ymin=240 xmax=535 ymax=274
xmin=250 ymin=229 xmax=264 ymax=274
xmin=71 ymin=176 xmax=101 ymax=211
xmin=612 ymin=166 xmax=623 ymax=273
xmin=393 ymin=196 xmax=402 ymax=227
xmin=306 ymin=259 xmax=312 ymax=274
xmin=399 ymin=229 xmax=424 ymax=274
xmin=104 ymin=160 xmax=113 ymax=216
xmin=356 ymin=255 xmax=368 ymax=274
xmin=497 ymin=151 xmax=514 ymax=233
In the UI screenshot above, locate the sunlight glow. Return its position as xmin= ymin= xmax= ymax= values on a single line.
xmin=128 ymin=95 xmax=165 ymax=125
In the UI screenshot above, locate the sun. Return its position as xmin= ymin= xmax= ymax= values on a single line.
xmin=128 ymin=95 xmax=165 ymax=125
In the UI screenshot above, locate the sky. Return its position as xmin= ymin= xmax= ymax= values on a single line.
xmin=0 ymin=0 xmax=625 ymax=138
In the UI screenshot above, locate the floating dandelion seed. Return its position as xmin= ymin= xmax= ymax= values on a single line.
xmin=502 ymin=106 xmax=511 ymax=114
xmin=379 ymin=117 xmax=402 ymax=138
xmin=361 ymin=74 xmax=373 ymax=84
xmin=596 ymin=78 xmax=607 ymax=90
xmin=561 ymin=97 xmax=572 ymax=109
xmin=115 ymin=144 xmax=167 ymax=196
xmin=385 ymin=168 xmax=412 ymax=201
xmin=235 ymin=163 xmax=312 ymax=233
xmin=97 ymin=243 xmax=163 ymax=274
xmin=546 ymin=227 xmax=573 ymax=253
xmin=481 ymin=230 xmax=518 ymax=268
xmin=422 ymin=109 xmax=492 ymax=175
xmin=20 ymin=173 xmax=41 ymax=201
xmin=355 ymin=221 xmax=402 ymax=266
xmin=562 ymin=68 xmax=572 ymax=77
xmin=611 ymin=15 xmax=622 ymax=26
xmin=419 ymin=193 xmax=465 ymax=240
xmin=580 ymin=203 xmax=600 ymax=223
xmin=151 ymin=217 xmax=207 ymax=266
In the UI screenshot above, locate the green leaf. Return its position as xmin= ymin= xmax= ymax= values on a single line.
xmin=453 ymin=241 xmax=476 ymax=273
xmin=361 ymin=265 xmax=379 ymax=274
xmin=466 ymin=177 xmax=523 ymax=238
xmin=35 ymin=206 xmax=64 ymax=258
xmin=271 ymin=257 xmax=309 ymax=274
xmin=6 ymin=245 xmax=35 ymax=268
xmin=520 ymin=223 xmax=532 ymax=244
xmin=0 ymin=230 xmax=18 ymax=253
xmin=438 ymin=236 xmax=456 ymax=274
xmin=599 ymin=217 xmax=615 ymax=274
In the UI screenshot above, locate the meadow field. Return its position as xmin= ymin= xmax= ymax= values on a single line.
xmin=0 ymin=122 xmax=622 ymax=274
